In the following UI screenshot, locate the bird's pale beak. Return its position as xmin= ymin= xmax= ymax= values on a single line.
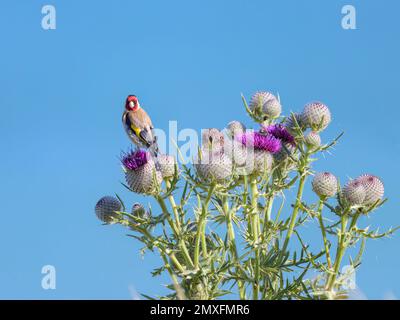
xmin=129 ymin=101 xmax=135 ymax=108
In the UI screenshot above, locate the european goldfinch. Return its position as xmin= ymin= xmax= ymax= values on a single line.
xmin=122 ymin=95 xmax=159 ymax=158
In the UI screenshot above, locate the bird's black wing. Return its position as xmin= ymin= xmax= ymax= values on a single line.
xmin=139 ymin=129 xmax=152 ymax=148
xmin=124 ymin=113 xmax=152 ymax=147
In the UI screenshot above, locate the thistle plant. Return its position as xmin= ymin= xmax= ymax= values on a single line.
xmin=95 ymin=91 xmax=397 ymax=300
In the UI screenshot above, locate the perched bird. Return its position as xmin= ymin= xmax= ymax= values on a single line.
xmin=122 ymin=95 xmax=159 ymax=158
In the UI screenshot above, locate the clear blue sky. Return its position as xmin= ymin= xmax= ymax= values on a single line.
xmin=0 ymin=0 xmax=399 ymax=299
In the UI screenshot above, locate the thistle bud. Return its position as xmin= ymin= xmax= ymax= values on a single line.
xmin=158 ymin=154 xmax=176 ymax=179
xmin=249 ymin=91 xmax=281 ymax=118
xmin=122 ymin=150 xmax=162 ymax=195
xmin=301 ymin=102 xmax=331 ymax=131
xmin=249 ymin=92 xmax=274 ymax=111
xmin=131 ymin=203 xmax=150 ymax=219
xmin=201 ymin=128 xmax=224 ymax=152
xmin=95 ymin=196 xmax=121 ymax=223
xmin=342 ymin=180 xmax=366 ymax=206
xmin=262 ymin=98 xmax=282 ymax=119
xmin=195 ymin=149 xmax=233 ymax=183
xmin=224 ymin=138 xmax=248 ymax=167
xmin=312 ymin=172 xmax=338 ymax=198
xmin=284 ymin=113 xmax=306 ymax=134
xmin=227 ymin=121 xmax=246 ymax=138
xmin=356 ymin=174 xmax=384 ymax=205
xmin=248 ymin=150 xmax=273 ymax=174
xmin=305 ymin=131 xmax=321 ymax=150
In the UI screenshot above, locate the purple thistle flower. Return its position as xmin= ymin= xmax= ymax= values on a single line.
xmin=121 ymin=149 xmax=150 ymax=171
xmin=239 ymin=132 xmax=282 ymax=154
xmin=262 ymin=124 xmax=295 ymax=146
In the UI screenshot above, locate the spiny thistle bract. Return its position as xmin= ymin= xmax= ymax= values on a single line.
xmin=356 ymin=174 xmax=384 ymax=205
xmin=95 ymin=196 xmax=121 ymax=223
xmin=95 ymin=89 xmax=395 ymax=301
xmin=301 ymin=102 xmax=331 ymax=132
xmin=312 ymin=172 xmax=338 ymax=198
xmin=122 ymin=150 xmax=162 ymax=195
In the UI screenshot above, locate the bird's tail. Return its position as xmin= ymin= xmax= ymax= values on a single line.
xmin=149 ymin=138 xmax=161 ymax=171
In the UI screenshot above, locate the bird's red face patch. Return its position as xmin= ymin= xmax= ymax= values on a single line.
xmin=125 ymin=95 xmax=139 ymax=111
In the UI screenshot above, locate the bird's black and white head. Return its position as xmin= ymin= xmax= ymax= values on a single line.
xmin=125 ymin=95 xmax=140 ymax=111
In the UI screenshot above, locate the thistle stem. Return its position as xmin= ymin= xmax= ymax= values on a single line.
xmin=223 ymin=195 xmax=245 ymax=300
xmin=131 ymin=223 xmax=186 ymax=275
xmin=262 ymin=195 xmax=274 ymax=235
xmin=160 ymin=253 xmax=186 ymax=300
xmin=326 ymin=210 xmax=362 ymax=292
xmin=281 ymin=173 xmax=307 ymax=255
xmin=327 ymin=214 xmax=348 ymax=291
xmin=156 ymin=196 xmax=194 ymax=269
xmin=250 ymin=177 xmax=260 ymax=300
xmin=166 ymin=180 xmax=182 ymax=229
xmin=349 ymin=211 xmax=361 ymax=230
xmin=201 ymin=219 xmax=208 ymax=259
xmin=317 ymin=198 xmax=332 ymax=269
xmin=168 ymin=252 xmax=186 ymax=273
xmin=194 ymin=184 xmax=215 ymax=268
